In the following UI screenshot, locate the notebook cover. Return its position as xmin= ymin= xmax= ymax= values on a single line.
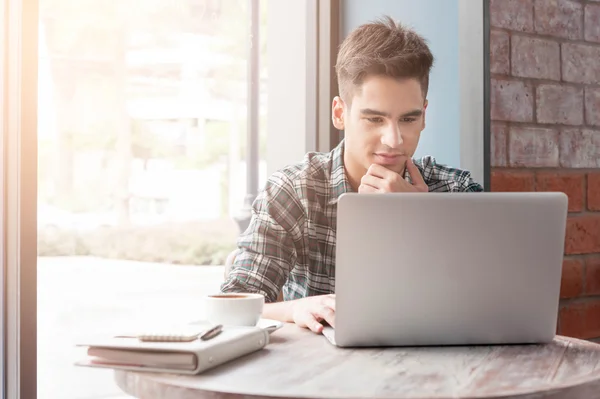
xmin=75 ymin=326 xmax=270 ymax=375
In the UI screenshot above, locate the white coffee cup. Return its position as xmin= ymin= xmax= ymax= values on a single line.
xmin=204 ymin=293 xmax=265 ymax=327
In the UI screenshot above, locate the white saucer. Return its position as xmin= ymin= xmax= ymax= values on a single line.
xmin=255 ymin=318 xmax=284 ymax=333
xmin=188 ymin=318 xmax=284 ymax=334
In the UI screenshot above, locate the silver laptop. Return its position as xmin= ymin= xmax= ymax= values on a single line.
xmin=323 ymin=192 xmax=568 ymax=347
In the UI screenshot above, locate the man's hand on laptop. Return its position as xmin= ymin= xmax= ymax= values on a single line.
xmin=290 ymin=294 xmax=336 ymax=334
xmin=359 ymin=159 xmax=428 ymax=193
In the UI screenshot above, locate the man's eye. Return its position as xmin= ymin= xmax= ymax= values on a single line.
xmin=401 ymin=118 xmax=416 ymax=123
xmin=367 ymin=117 xmax=383 ymax=123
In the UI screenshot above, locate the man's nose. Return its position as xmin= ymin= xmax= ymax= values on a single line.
xmin=381 ymin=124 xmax=403 ymax=148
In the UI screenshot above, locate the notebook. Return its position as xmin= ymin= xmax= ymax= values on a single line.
xmin=75 ymin=325 xmax=270 ymax=375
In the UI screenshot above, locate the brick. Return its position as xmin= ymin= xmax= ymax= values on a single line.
xmin=491 ymin=79 xmax=534 ymax=122
xmin=534 ymin=0 xmax=583 ymax=40
xmin=560 ymin=129 xmax=600 ymax=168
xmin=536 ymin=172 xmax=585 ymax=212
xmin=565 ymin=214 xmax=600 ymax=255
xmin=588 ymin=173 xmax=600 ymax=211
xmin=490 ymin=0 xmax=534 ymax=31
xmin=585 ymin=88 xmax=600 ymax=127
xmin=491 ymin=123 xmax=507 ymax=167
xmin=560 ymin=258 xmax=584 ymax=298
xmin=585 ymin=4 xmax=600 ymax=43
xmin=559 ymin=302 xmax=587 ymax=338
xmin=490 ymin=30 xmax=510 ymax=75
xmin=511 ymin=36 xmax=560 ymax=80
xmin=490 ymin=170 xmax=535 ymax=192
xmin=560 ymin=300 xmax=600 ymax=339
xmin=586 ymin=301 xmax=600 ymax=339
xmin=562 ymin=43 xmax=600 ymax=84
xmin=536 ymin=85 xmax=583 ymax=125
xmin=585 ymin=256 xmax=600 ymax=296
xmin=508 ymin=127 xmax=559 ymax=167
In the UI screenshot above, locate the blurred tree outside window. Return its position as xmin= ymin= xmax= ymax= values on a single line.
xmin=37 ymin=0 xmax=268 ymax=266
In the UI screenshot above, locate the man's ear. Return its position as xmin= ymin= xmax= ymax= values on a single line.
xmin=331 ymin=96 xmax=345 ymax=130
xmin=422 ymin=99 xmax=428 ymax=130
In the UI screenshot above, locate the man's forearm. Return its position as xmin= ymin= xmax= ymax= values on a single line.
xmin=262 ymin=300 xmax=296 ymax=323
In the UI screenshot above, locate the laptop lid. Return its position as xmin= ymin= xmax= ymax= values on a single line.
xmin=332 ymin=192 xmax=568 ymax=347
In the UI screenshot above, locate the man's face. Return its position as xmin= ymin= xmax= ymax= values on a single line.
xmin=332 ymin=75 xmax=427 ymax=178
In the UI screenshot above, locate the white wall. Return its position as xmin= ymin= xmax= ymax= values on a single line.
xmin=340 ymin=0 xmax=485 ymax=185
xmin=265 ymin=0 xmax=316 ymax=177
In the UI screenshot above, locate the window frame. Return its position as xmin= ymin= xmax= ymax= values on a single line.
xmin=316 ymin=0 xmax=341 ymax=153
xmin=458 ymin=0 xmax=490 ymax=190
xmin=2 ymin=0 xmax=39 ymax=398
xmin=265 ymin=0 xmax=339 ymax=176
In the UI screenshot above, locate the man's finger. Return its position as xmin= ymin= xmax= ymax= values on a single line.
xmin=366 ymin=163 xmax=393 ymax=179
xmin=315 ymin=305 xmax=336 ymax=328
xmin=360 ymin=174 xmax=383 ymax=190
xmin=302 ymin=313 xmax=324 ymax=333
xmin=358 ymin=183 xmax=378 ymax=193
xmin=369 ymin=163 xmax=410 ymax=187
xmin=406 ymin=158 xmax=427 ymax=190
xmin=323 ymin=295 xmax=336 ymax=311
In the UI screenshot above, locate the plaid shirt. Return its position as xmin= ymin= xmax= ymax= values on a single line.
xmin=221 ymin=140 xmax=483 ymax=302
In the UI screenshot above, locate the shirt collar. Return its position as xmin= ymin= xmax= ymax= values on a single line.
xmin=327 ymin=140 xmax=353 ymax=206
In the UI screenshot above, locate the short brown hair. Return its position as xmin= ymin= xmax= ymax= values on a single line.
xmin=335 ymin=16 xmax=434 ymax=104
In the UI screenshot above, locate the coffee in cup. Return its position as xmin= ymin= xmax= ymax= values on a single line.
xmin=204 ymin=293 xmax=265 ymax=327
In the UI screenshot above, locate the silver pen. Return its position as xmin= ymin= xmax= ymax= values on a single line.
xmin=200 ymin=324 xmax=223 ymax=341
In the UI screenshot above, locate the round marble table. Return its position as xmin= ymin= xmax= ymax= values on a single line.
xmin=114 ymin=323 xmax=600 ymax=399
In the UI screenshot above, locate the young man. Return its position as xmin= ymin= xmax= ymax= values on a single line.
xmin=220 ymin=16 xmax=483 ymax=333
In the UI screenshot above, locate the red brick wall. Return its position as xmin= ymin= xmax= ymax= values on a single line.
xmin=489 ymin=0 xmax=600 ymax=340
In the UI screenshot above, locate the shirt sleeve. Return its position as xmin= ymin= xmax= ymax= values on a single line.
xmin=417 ymin=156 xmax=484 ymax=193
xmin=459 ymin=173 xmax=484 ymax=192
xmin=220 ymin=171 xmax=304 ymax=303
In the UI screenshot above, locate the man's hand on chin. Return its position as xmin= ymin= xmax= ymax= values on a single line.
xmin=358 ymin=158 xmax=429 ymax=193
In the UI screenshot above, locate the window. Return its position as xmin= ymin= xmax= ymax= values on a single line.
xmin=34 ymin=1 xmax=288 ymax=398
xmin=3 ymin=0 xmax=337 ymax=396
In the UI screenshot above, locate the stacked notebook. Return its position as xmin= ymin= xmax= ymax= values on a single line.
xmin=75 ymin=324 xmax=270 ymax=375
